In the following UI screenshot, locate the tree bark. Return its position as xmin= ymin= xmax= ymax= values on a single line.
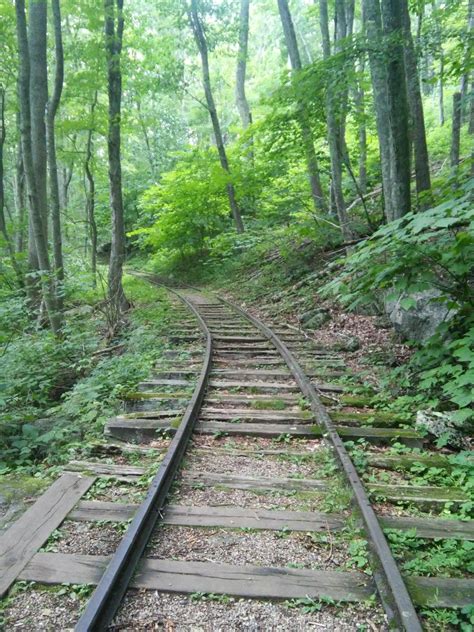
xmin=319 ymin=0 xmax=353 ymax=241
xmin=0 ymin=88 xmax=23 ymax=285
xmin=400 ymin=0 xmax=431 ymax=202
xmin=363 ymin=0 xmax=394 ymax=221
xmin=189 ymin=0 xmax=245 ymax=233
xmin=104 ymin=0 xmax=129 ymax=313
xmin=381 ymin=0 xmax=411 ymax=217
xmin=235 ymin=0 xmax=252 ymax=130
xmin=28 ymin=0 xmax=49 ymax=240
xmin=277 ymin=0 xmax=327 ymax=214
xmin=354 ymin=59 xmax=367 ymax=194
xmin=16 ymin=0 xmax=62 ymax=333
xmin=450 ymin=92 xmax=461 ymax=168
xmin=85 ymin=92 xmax=98 ymax=287
xmin=46 ymin=0 xmax=65 ymax=308
xmin=15 ymin=133 xmax=26 ymax=254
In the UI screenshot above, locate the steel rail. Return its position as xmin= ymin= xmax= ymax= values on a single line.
xmin=75 ymin=288 xmax=213 ymax=631
xmin=218 ymin=295 xmax=422 ymax=632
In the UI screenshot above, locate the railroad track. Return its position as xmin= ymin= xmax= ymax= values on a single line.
xmin=1 ymin=279 xmax=472 ymax=631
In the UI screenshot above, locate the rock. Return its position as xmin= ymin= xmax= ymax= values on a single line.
xmin=299 ymin=308 xmax=331 ymax=329
xmin=415 ymin=410 xmax=466 ymax=448
xmin=384 ymin=289 xmax=455 ymax=343
xmin=333 ymin=336 xmax=361 ymax=352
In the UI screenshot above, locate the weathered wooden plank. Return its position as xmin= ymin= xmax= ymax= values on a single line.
xmin=119 ymin=410 xmax=184 ymax=420
xmin=200 ymin=410 xmax=313 ymax=424
xmin=404 ymin=576 xmax=474 ymax=608
xmin=369 ymin=483 xmax=469 ymax=505
xmin=66 ymin=461 xmax=145 ymax=480
xmin=69 ymin=501 xmax=137 ymax=522
xmin=0 ymin=473 xmax=95 ymax=597
xmin=20 ymin=554 xmax=373 ymax=602
xmin=208 ymin=379 xmax=344 ymax=393
xmin=139 ymin=379 xmax=192 ymax=388
xmin=69 ymin=502 xmax=344 ymax=532
xmin=162 ymin=505 xmax=343 ymax=531
xmin=367 ymin=453 xmax=459 ymax=471
xmin=380 ymin=515 xmax=474 ymax=540
xmin=180 ymin=471 xmax=328 ymax=492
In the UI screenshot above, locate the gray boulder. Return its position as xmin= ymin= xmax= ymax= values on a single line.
xmin=384 ymin=289 xmax=455 ymax=342
xmin=299 ymin=308 xmax=331 ymax=329
xmin=415 ymin=410 xmax=466 ymax=448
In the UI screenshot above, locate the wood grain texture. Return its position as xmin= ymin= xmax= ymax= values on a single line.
xmin=20 ymin=553 xmax=373 ymax=602
xmin=0 ymin=473 xmax=95 ymax=597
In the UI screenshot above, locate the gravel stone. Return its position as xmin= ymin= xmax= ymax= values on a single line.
xmin=182 ymin=453 xmax=317 ymax=480
xmin=3 ymin=589 xmax=84 ymax=631
xmin=147 ymin=526 xmax=350 ymax=571
xmin=111 ymin=591 xmax=389 ymax=631
xmin=49 ymin=520 xmax=124 ymax=555
xmin=168 ymin=485 xmax=326 ymax=512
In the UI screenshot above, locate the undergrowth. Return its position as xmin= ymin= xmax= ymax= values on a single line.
xmin=0 ymin=275 xmax=173 ymax=474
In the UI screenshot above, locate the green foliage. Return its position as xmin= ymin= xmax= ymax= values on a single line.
xmin=386 ymin=529 xmax=474 ymax=578
xmin=0 ymin=276 xmax=173 ymax=470
xmin=321 ymin=179 xmax=474 ymax=426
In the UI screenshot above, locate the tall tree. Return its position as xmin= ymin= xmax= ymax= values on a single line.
xmin=189 ymin=0 xmax=245 ymax=233
xmin=104 ymin=0 xmax=129 ymax=313
xmin=319 ymin=0 xmax=352 ymax=241
xmin=28 ymin=0 xmax=48 ymax=241
xmin=235 ymin=0 xmax=252 ymax=130
xmin=277 ymin=0 xmax=327 ymax=214
xmin=85 ymin=92 xmax=98 ymax=287
xmin=16 ymin=0 xmax=61 ymax=333
xmin=400 ymin=0 xmax=431 ymax=202
xmin=363 ymin=0 xmax=394 ymax=221
xmin=0 ymin=87 xmax=23 ymax=284
xmin=46 ymin=0 xmax=65 ymax=306
xmin=381 ymin=0 xmax=411 ymax=217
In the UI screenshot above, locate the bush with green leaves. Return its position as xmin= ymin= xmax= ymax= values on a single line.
xmin=321 ymin=178 xmax=474 ymax=427
xmin=0 ymin=276 xmax=173 ymax=471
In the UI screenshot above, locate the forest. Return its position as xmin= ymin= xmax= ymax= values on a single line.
xmin=0 ymin=0 xmax=473 ymax=628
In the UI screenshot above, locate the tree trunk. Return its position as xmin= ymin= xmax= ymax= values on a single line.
xmin=319 ymin=0 xmax=353 ymax=241
xmin=28 ymin=0 xmax=49 ymax=240
xmin=16 ymin=0 xmax=62 ymax=334
xmin=15 ymin=135 xmax=26 ymax=254
xmin=46 ymin=0 xmax=65 ymax=309
xmin=277 ymin=0 xmax=327 ymax=213
xmin=354 ymin=60 xmax=367 ymax=194
xmin=136 ymin=100 xmax=156 ymax=180
xmin=381 ymin=0 xmax=411 ymax=217
xmin=460 ymin=0 xmax=473 ymax=123
xmin=469 ymin=79 xmax=474 ymax=135
xmin=400 ymin=0 xmax=431 ymax=202
xmin=104 ymin=0 xmax=129 ymax=313
xmin=235 ymin=0 xmax=252 ymax=130
xmin=189 ymin=0 xmax=245 ymax=233
xmin=85 ymin=92 xmax=98 ymax=287
xmin=450 ymin=92 xmax=461 ymax=168
xmin=0 ymin=88 xmax=23 ymax=285
xmin=363 ymin=0 xmax=394 ymax=221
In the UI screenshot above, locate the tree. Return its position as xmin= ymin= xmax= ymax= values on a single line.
xmin=319 ymin=0 xmax=352 ymax=241
xmin=85 ymin=92 xmax=98 ymax=287
xmin=235 ymin=0 xmax=252 ymax=131
xmin=400 ymin=0 xmax=431 ymax=203
xmin=189 ymin=0 xmax=245 ymax=234
xmin=46 ymin=0 xmax=65 ymax=307
xmin=0 ymin=86 xmax=23 ymax=284
xmin=277 ymin=0 xmax=327 ymax=214
xmin=363 ymin=0 xmax=394 ymax=221
xmin=16 ymin=0 xmax=62 ymax=333
xmin=104 ymin=0 xmax=129 ymax=314
xmin=381 ymin=0 xmax=411 ymax=217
